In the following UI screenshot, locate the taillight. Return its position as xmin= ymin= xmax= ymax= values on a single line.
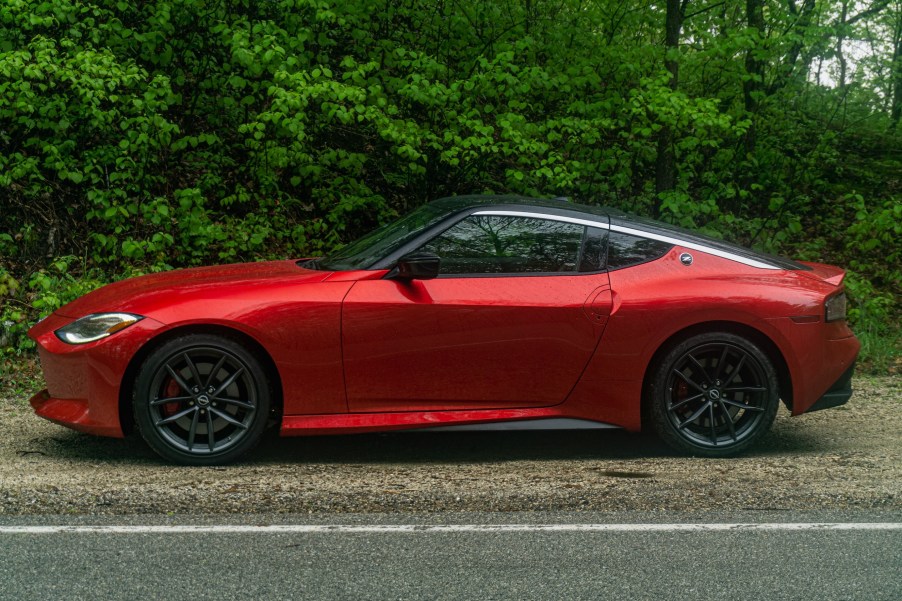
xmin=825 ymin=292 xmax=847 ymax=322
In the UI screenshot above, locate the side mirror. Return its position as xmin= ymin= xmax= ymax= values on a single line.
xmin=393 ymin=252 xmax=440 ymax=280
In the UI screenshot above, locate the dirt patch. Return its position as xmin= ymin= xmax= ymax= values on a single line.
xmin=1 ymin=377 xmax=899 ymax=515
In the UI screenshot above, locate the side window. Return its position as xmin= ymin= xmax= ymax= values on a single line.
xmin=419 ymin=215 xmax=583 ymax=275
xmin=607 ymin=231 xmax=672 ymax=269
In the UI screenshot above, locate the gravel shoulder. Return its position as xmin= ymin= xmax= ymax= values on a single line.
xmin=1 ymin=377 xmax=899 ymax=515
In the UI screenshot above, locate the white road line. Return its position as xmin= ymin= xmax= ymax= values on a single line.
xmin=0 ymin=523 xmax=900 ymax=535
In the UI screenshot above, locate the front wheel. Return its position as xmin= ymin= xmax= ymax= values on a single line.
xmin=648 ymin=332 xmax=780 ymax=457
xmin=133 ymin=334 xmax=271 ymax=465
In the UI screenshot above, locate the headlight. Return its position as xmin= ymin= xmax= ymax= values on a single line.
xmin=825 ymin=292 xmax=847 ymax=322
xmin=55 ymin=313 xmax=143 ymax=344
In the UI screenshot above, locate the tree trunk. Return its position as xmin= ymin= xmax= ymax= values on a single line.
xmin=768 ymin=0 xmax=816 ymax=94
xmin=655 ymin=0 xmax=685 ymax=205
xmin=837 ymin=0 xmax=849 ymax=90
xmin=743 ymin=0 xmax=765 ymax=156
xmin=891 ymin=8 xmax=902 ymax=127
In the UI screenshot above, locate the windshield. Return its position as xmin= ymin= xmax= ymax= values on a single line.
xmin=312 ymin=202 xmax=454 ymax=271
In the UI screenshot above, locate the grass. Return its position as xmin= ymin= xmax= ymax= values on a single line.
xmin=855 ymin=327 xmax=902 ymax=376
xmin=0 ymin=354 xmax=43 ymax=403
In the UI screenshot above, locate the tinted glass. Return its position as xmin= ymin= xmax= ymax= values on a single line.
xmin=420 ymin=216 xmax=584 ymax=274
xmin=607 ymin=231 xmax=672 ymax=269
xmin=315 ymin=202 xmax=453 ymax=270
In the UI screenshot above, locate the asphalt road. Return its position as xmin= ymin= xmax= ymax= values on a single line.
xmin=2 ymin=511 xmax=900 ymax=600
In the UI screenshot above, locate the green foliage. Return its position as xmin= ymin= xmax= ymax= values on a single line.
xmin=0 ymin=0 xmax=899 ymax=372
xmin=1 ymin=256 xmax=106 ymax=354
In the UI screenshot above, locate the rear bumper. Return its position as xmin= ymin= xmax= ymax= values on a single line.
xmin=803 ymin=362 xmax=855 ymax=413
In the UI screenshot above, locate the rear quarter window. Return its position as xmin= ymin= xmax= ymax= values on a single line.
xmin=607 ymin=231 xmax=672 ymax=269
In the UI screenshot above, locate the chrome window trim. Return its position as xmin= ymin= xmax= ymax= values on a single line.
xmin=472 ymin=210 xmax=781 ymax=270
xmin=471 ymin=210 xmax=606 ymax=230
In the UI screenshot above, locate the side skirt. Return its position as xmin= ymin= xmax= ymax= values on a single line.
xmin=280 ymin=408 xmax=618 ymax=437
xmin=421 ymin=418 xmax=620 ymax=432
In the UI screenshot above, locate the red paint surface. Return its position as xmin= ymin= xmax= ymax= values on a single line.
xmin=341 ymin=273 xmax=611 ymax=411
xmin=27 ymin=249 xmax=860 ymax=439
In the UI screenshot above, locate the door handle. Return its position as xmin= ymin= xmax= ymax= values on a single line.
xmin=583 ymin=287 xmax=613 ymax=326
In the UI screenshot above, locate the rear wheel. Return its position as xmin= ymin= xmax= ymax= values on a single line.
xmin=133 ymin=334 xmax=271 ymax=465
xmin=648 ymin=332 xmax=779 ymax=457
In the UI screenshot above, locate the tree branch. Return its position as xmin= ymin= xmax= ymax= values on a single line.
xmin=684 ymin=0 xmax=727 ymax=21
xmin=833 ymin=0 xmax=891 ymax=28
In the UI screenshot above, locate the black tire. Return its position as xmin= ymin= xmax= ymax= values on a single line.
xmin=648 ymin=332 xmax=779 ymax=457
xmin=133 ymin=334 xmax=271 ymax=465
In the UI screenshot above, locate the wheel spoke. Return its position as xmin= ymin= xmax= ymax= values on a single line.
xmin=719 ymin=403 xmax=737 ymax=442
xmin=213 ymin=396 xmax=255 ymax=411
xmin=721 ymin=398 xmax=765 ymax=412
xmin=669 ymin=392 xmax=705 ymax=411
xmin=186 ymin=408 xmax=200 ymax=450
xmin=714 ymin=345 xmax=729 ymax=380
xmin=678 ymin=401 xmax=712 ymax=429
xmin=164 ymin=365 xmax=192 ymax=395
xmin=723 ymin=354 xmax=747 ymax=386
xmin=150 ymin=395 xmax=193 ymax=407
xmin=213 ymin=367 xmax=245 ymax=397
xmin=687 ymin=354 xmax=712 ymax=384
xmin=708 ymin=403 xmax=717 ymax=446
xmin=724 ymin=386 xmax=766 ymax=393
xmin=155 ymin=406 xmax=196 ymax=426
xmin=184 ymin=353 xmax=203 ymax=389
xmin=205 ymin=354 xmax=227 ymax=389
xmin=210 ymin=407 xmax=249 ymax=429
xmin=672 ymin=369 xmax=705 ymax=393
xmin=206 ymin=410 xmax=216 ymax=451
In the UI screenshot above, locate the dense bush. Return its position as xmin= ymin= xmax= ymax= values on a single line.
xmin=1 ymin=0 xmax=899 ymax=370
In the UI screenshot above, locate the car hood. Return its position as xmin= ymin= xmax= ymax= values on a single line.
xmin=54 ymin=260 xmax=331 ymax=318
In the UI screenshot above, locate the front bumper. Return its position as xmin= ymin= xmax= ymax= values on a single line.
xmin=30 ymin=389 xmax=124 ymax=437
xmin=27 ymin=312 xmax=167 ymax=439
xmin=804 ymin=362 xmax=855 ymax=413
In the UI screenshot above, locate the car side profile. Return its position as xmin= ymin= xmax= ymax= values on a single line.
xmin=28 ymin=196 xmax=860 ymax=464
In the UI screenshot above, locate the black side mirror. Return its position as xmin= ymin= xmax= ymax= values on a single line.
xmin=393 ymin=252 xmax=440 ymax=280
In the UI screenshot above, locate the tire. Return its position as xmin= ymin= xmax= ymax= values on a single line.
xmin=648 ymin=332 xmax=779 ymax=457
xmin=133 ymin=334 xmax=271 ymax=465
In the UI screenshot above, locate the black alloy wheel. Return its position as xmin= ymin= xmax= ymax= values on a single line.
xmin=134 ymin=334 xmax=271 ymax=465
xmin=648 ymin=332 xmax=779 ymax=457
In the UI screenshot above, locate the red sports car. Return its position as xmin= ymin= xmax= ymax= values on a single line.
xmin=28 ymin=196 xmax=860 ymax=464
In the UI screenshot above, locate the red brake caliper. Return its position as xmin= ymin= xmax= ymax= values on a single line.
xmin=160 ymin=377 xmax=182 ymax=417
xmin=673 ymin=380 xmax=690 ymax=416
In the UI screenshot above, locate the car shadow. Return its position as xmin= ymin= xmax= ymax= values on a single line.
xmin=253 ymin=429 xmax=680 ymax=465
xmin=755 ymin=426 xmax=850 ymax=455
xmin=16 ymin=428 xmax=159 ymax=464
xmin=22 ymin=427 xmax=677 ymax=465
xmin=252 ymin=426 xmax=837 ymax=465
xmin=21 ymin=421 xmax=836 ymax=465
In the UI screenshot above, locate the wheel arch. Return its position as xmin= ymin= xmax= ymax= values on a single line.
xmin=118 ymin=323 xmax=284 ymax=435
xmin=640 ymin=320 xmax=793 ymax=426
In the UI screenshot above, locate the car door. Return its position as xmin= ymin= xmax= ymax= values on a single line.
xmin=341 ymin=211 xmax=613 ymax=412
